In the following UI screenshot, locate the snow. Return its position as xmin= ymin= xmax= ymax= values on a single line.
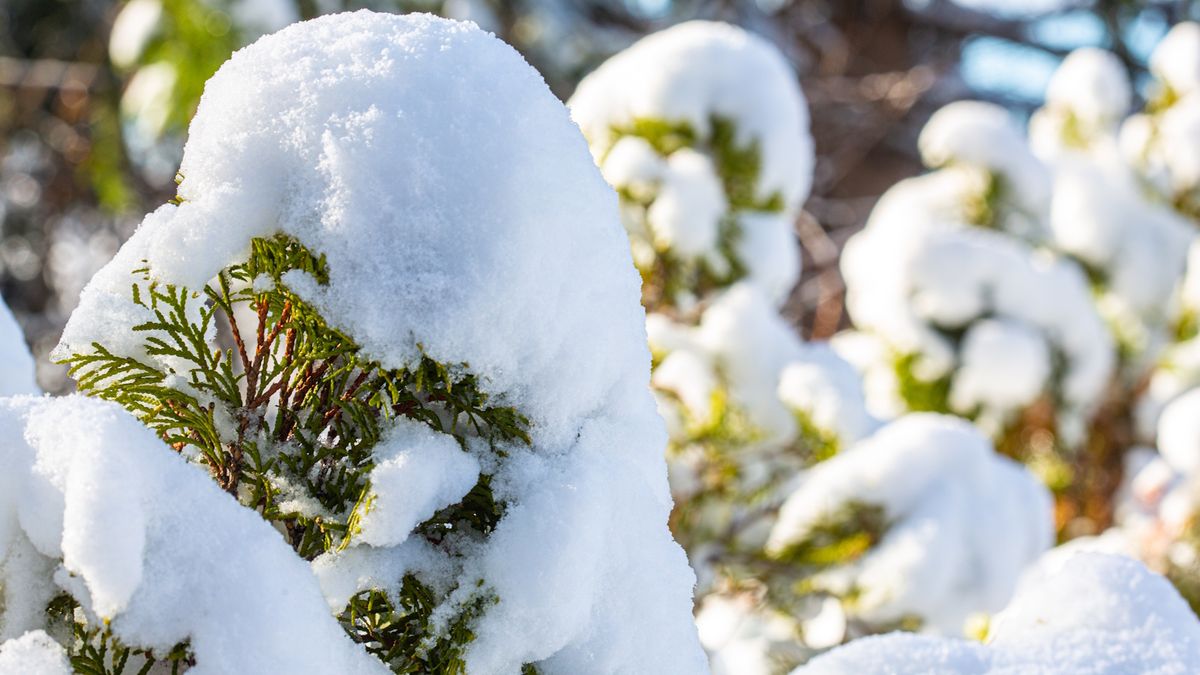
xmin=1044 ymin=48 xmax=1130 ymax=125
xmin=1152 ymin=22 xmax=1200 ymax=98
xmin=0 ymin=298 xmax=37 ymax=396
xmin=777 ymin=343 xmax=876 ymax=448
xmin=356 ymin=418 xmax=481 ymax=548
xmin=949 ymin=318 xmax=1051 ymax=415
xmin=649 ymin=283 xmax=805 ymax=445
xmin=795 ymin=553 xmax=1200 ymax=674
xmin=56 ymin=12 xmax=704 ymax=672
xmin=0 ymin=396 xmax=387 ymax=674
xmin=767 ymin=414 xmax=1053 ymax=635
xmin=645 ymin=148 xmax=727 ymax=258
xmin=918 ymin=101 xmax=1051 ymax=234
xmin=0 ymin=631 xmax=69 ymax=675
xmin=569 ymin=20 xmax=811 ymax=306
xmin=1158 ymin=389 xmax=1200 ymax=477
xmin=1048 ymin=155 xmax=1192 ymax=341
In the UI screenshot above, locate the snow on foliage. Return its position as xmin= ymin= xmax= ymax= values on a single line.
xmin=1028 ymin=49 xmax=1196 ymax=363
xmin=43 ymin=11 xmax=704 ymax=672
xmin=691 ymin=414 xmax=1051 ymax=673
xmin=1029 ymin=47 xmax=1131 ymax=158
xmin=0 ymin=297 xmax=37 ymax=396
xmin=0 ymin=396 xmax=386 ymax=674
xmin=794 ymin=553 xmax=1200 ymax=674
xmin=767 ymin=415 xmax=1051 ymax=635
xmin=569 ymin=20 xmax=812 ymax=310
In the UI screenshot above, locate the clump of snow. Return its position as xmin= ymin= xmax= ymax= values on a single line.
xmin=644 ymin=147 xmax=728 ymax=258
xmin=0 ymin=396 xmax=387 ymax=674
xmin=0 ymin=297 xmax=37 ymax=396
xmin=57 ymin=12 xmax=704 ymax=671
xmin=1030 ymin=47 xmax=1130 ymax=158
xmin=0 ymin=630 xmax=69 ymax=675
xmin=696 ymin=595 xmax=810 ymax=675
xmin=794 ymin=553 xmax=1200 ymax=674
xmin=1152 ymin=22 xmax=1200 ymax=99
xmin=767 ymin=414 xmax=1053 ymax=636
xmin=569 ymin=20 xmax=811 ymax=306
xmin=1027 ymin=48 xmax=1197 ymax=362
xmin=777 ymin=343 xmax=875 ymax=450
xmin=570 ymin=20 xmax=812 ymax=212
xmin=917 ymin=101 xmax=1051 ymax=239
xmin=356 ymin=419 xmax=481 ymax=548
xmin=1157 ymin=388 xmax=1200 ymax=477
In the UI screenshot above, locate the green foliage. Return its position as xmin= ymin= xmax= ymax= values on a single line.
xmin=609 ymin=118 xmax=697 ymax=157
xmin=58 ymin=233 xmax=533 ymax=672
xmin=793 ymin=409 xmax=840 ymax=465
xmin=117 ymin=0 xmax=247 ymax=136
xmin=892 ymin=351 xmax=952 ymax=414
xmin=708 ymin=116 xmax=784 ymax=213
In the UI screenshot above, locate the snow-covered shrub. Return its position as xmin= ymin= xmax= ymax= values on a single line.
xmin=1030 ymin=49 xmax=1195 ymax=364
xmin=696 ymin=415 xmax=1051 ymax=673
xmin=37 ymin=12 xmax=705 ymax=672
xmin=765 ymin=416 xmax=1050 ymax=635
xmin=1122 ymin=22 xmax=1200 ymax=220
xmin=569 ymin=21 xmax=812 ymax=311
xmin=794 ymin=553 xmax=1200 ymax=674
xmin=570 ymin=19 xmax=867 ymax=579
xmin=838 ymin=212 xmax=1113 ymax=448
xmin=1094 ymin=388 xmax=1200 ymax=613
xmin=648 ymin=284 xmax=873 ymax=565
xmin=0 ymin=297 xmax=37 ymax=396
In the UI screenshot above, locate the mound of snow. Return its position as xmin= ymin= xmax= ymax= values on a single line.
xmin=795 ymin=553 xmax=1200 ymax=674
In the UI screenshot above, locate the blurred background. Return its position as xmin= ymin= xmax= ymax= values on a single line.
xmin=1 ymin=0 xmax=1195 ymax=390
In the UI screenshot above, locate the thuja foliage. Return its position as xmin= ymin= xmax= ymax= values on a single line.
xmin=58 ymin=231 xmax=534 ymax=672
xmin=607 ymin=115 xmax=784 ymax=312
